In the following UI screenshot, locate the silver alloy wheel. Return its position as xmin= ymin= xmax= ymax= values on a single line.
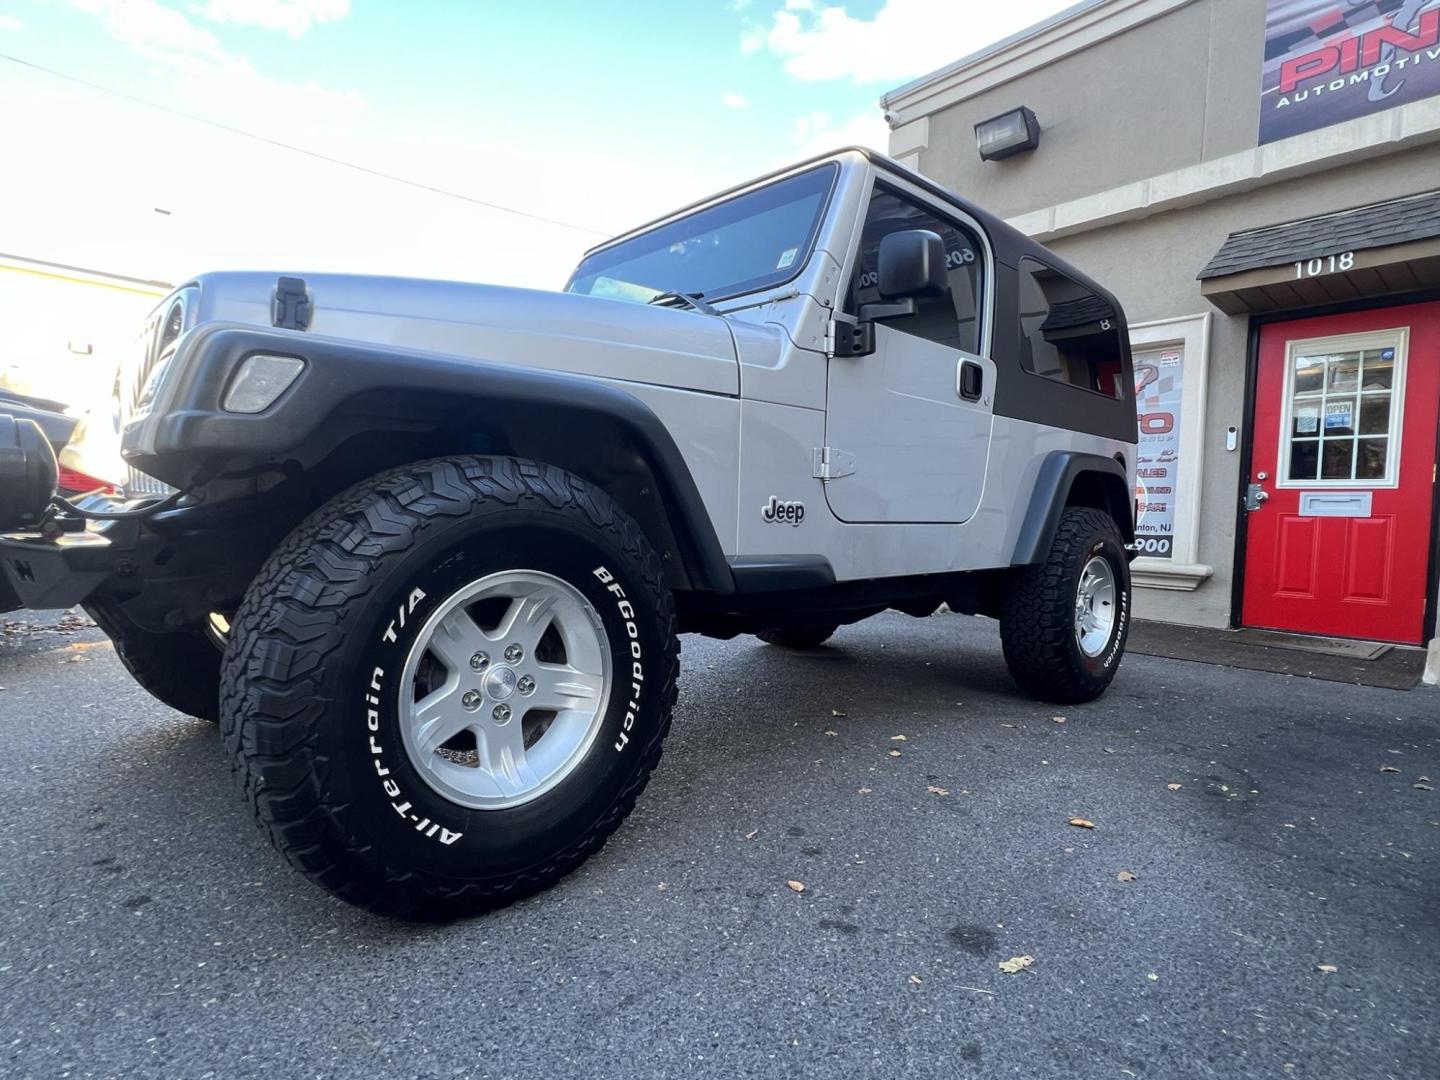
xmin=1074 ymin=555 xmax=1117 ymax=658
xmin=398 ymin=570 xmax=612 ymax=811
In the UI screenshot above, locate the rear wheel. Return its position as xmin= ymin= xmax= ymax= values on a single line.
xmin=756 ymin=626 xmax=838 ymax=650
xmin=999 ymin=507 xmax=1130 ymax=704
xmin=84 ymin=600 xmax=221 ymax=720
xmin=219 ymin=455 xmax=679 ymax=920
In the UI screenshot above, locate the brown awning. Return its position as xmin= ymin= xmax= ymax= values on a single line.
xmin=1199 ymin=191 xmax=1440 ymax=315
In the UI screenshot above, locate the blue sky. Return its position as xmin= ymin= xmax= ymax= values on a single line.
xmin=0 ymin=1 xmax=1075 ymax=285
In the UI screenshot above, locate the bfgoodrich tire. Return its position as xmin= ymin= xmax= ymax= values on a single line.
xmin=999 ymin=507 xmax=1130 ymax=705
xmin=219 ymin=456 xmax=679 ymax=920
xmin=84 ymin=599 xmax=221 ymax=720
xmin=756 ymin=626 xmax=838 ymax=650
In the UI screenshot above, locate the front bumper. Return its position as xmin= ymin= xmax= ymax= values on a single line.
xmin=0 ymin=527 xmax=115 ymax=612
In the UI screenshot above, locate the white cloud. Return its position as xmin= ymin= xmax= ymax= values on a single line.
xmin=753 ymin=0 xmax=1077 ymax=84
xmin=0 ymin=14 xmax=23 ymax=31
xmin=66 ymin=0 xmax=363 ymax=133
xmin=789 ymin=108 xmax=889 ymax=159
xmin=722 ymin=91 xmax=749 ymax=109
xmin=194 ymin=0 xmax=351 ymax=38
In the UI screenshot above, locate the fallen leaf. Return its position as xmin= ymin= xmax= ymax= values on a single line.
xmin=1146 ymin=972 xmax=1159 ymax=982
xmin=824 ymin=730 xmax=838 ymax=737
xmin=1281 ymin=823 xmax=1297 ymax=829
xmin=908 ymin=974 xmax=922 ymax=986
xmin=1420 ymin=776 xmax=1433 ymax=783
xmin=888 ymin=749 xmax=902 ymax=758
xmin=858 ymin=787 xmax=872 ymax=794
xmin=890 ymin=734 xmax=907 ymax=741
xmin=1166 ymin=783 xmax=1182 ymax=791
xmin=1052 ymin=716 xmax=1066 ymax=724
xmin=786 ymin=880 xmax=806 ymax=893
xmin=744 ymin=829 xmax=759 ymax=840
xmin=1068 ymin=818 xmax=1095 ymax=829
xmin=1116 ymin=870 xmax=1137 ymax=882
xmin=1316 ymin=964 xmax=1338 ymax=974
xmin=657 ymin=882 xmax=668 ymax=891
xmin=1380 ymin=765 xmax=1401 ymax=773
xmin=998 ymin=955 xmax=1035 ymax=974
xmin=831 ymin=709 xmax=846 ymax=717
xmin=1414 ymin=783 xmax=1434 ymax=792
xmin=927 ymin=785 xmax=950 ymax=796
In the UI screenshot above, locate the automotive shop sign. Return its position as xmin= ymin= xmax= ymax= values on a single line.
xmin=1260 ymin=0 xmax=1440 ymax=145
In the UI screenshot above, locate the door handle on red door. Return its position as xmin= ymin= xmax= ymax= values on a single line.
xmin=1244 ymin=483 xmax=1269 ymax=510
xmin=958 ymin=360 xmax=983 ymax=401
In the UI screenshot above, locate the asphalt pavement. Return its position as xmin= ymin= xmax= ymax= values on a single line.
xmin=1 ymin=609 xmax=1436 ymax=1080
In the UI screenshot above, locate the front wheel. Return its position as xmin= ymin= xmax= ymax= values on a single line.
xmin=999 ymin=507 xmax=1130 ymax=704
xmin=84 ymin=599 xmax=222 ymax=720
xmin=220 ymin=456 xmax=680 ymax=919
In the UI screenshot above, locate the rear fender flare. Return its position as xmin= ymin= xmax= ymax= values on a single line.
xmin=1011 ymin=451 xmax=1134 ymax=565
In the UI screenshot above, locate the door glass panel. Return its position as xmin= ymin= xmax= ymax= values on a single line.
xmin=1359 ymin=395 xmax=1390 ymax=435
xmin=1323 ymin=396 xmax=1356 ymax=435
xmin=1289 ymin=439 xmax=1319 ymax=480
xmin=1360 ymin=349 xmax=1394 ymax=390
xmin=1356 ymin=438 xmax=1388 ymax=480
xmin=1290 ymin=400 xmax=1322 ymax=437
xmin=1326 ymin=354 xmax=1359 ymax=393
xmin=1321 ymin=438 xmax=1354 ymax=479
xmin=1283 ymin=338 xmax=1402 ymax=485
xmin=1293 ymin=354 xmax=1325 ymax=394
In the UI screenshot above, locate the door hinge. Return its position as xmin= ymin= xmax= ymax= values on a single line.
xmin=813 ymin=446 xmax=856 ymax=481
xmin=825 ymin=318 xmax=874 ymax=358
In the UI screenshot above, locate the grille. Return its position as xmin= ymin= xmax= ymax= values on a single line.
xmin=121 ymin=465 xmax=175 ymax=498
xmin=114 ymin=290 xmax=194 ymax=500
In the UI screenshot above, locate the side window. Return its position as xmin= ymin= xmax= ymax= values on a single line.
xmin=1017 ymin=257 xmax=1125 ymax=400
xmin=847 ymin=186 xmax=984 ymax=354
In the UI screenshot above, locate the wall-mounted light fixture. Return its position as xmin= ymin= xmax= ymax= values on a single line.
xmin=975 ymin=106 xmax=1041 ymax=161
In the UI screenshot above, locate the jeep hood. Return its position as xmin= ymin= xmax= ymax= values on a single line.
xmin=182 ymin=271 xmax=740 ymax=396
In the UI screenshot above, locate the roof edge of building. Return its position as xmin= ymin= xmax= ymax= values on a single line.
xmin=880 ymin=0 xmax=1196 ymax=124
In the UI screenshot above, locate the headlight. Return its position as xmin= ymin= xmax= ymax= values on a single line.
xmin=223 ymin=354 xmax=305 ymax=414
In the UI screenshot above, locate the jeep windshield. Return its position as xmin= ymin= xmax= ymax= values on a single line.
xmin=565 ymin=163 xmax=837 ymax=307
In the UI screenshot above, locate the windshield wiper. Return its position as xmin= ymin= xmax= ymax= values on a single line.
xmin=647 ymin=291 xmax=719 ymax=316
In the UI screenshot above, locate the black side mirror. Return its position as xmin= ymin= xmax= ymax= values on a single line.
xmin=834 ymin=229 xmax=951 ymax=358
xmin=877 ymin=229 xmax=947 ymax=299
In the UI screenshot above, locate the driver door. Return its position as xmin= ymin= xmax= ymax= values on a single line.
xmin=823 ymin=182 xmax=996 ymax=523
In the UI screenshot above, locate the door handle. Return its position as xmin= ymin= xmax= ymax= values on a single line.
xmin=958 ymin=359 xmax=983 ymax=401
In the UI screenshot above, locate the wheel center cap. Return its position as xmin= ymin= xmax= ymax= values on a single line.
xmin=484 ymin=666 xmax=518 ymax=701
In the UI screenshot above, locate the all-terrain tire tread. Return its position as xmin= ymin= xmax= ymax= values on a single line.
xmin=84 ymin=600 xmax=222 ymax=720
xmin=999 ymin=507 xmax=1126 ymax=705
xmin=217 ymin=455 xmax=679 ymax=919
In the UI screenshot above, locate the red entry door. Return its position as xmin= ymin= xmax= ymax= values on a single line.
xmin=1242 ymin=302 xmax=1440 ymax=644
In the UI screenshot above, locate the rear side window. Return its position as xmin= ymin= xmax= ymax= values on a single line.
xmin=1017 ymin=257 xmax=1125 ymax=400
xmin=847 ymin=186 xmax=985 ymax=355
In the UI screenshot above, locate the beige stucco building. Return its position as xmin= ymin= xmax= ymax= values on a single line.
xmin=885 ymin=0 xmax=1440 ymax=670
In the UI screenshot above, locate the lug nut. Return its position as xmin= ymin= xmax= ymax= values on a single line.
xmin=469 ymin=651 xmax=490 ymax=671
xmin=462 ymin=690 xmax=482 ymax=711
xmin=492 ymin=703 xmax=512 ymax=723
xmin=504 ymin=643 xmax=524 ymax=663
xmin=517 ymin=675 xmax=536 ymax=696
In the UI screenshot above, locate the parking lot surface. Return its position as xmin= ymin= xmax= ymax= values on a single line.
xmin=1 ymin=610 xmax=1435 ymax=1080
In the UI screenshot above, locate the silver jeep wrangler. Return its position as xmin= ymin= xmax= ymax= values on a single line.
xmin=0 ymin=148 xmax=1137 ymax=918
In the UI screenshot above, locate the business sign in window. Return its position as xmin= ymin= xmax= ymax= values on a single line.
xmin=1133 ymin=348 xmax=1184 ymax=559
xmin=1259 ymin=0 xmax=1440 ymax=145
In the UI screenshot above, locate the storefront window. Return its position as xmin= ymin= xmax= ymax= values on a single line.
xmin=1132 ymin=347 xmax=1184 ymax=559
